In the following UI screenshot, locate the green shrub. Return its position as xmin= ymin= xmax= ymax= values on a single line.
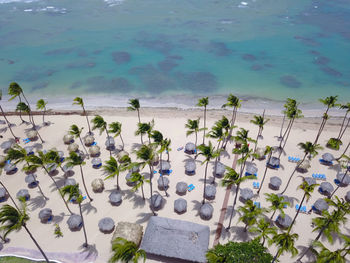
xmin=326 ymin=138 xmax=342 ymax=150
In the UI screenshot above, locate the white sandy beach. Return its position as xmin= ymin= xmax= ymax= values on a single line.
xmin=0 ymin=107 xmax=349 ymax=263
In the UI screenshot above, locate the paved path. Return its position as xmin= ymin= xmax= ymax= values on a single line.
xmin=213 ymin=153 xmax=239 ymax=246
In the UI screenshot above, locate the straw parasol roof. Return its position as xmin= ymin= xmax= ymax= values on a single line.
xmin=297 ymin=160 xmax=311 ymax=172
xmin=46 ymin=163 xmax=57 ymax=174
xmin=151 ymin=194 xmax=164 ymax=210
xmin=0 ymin=188 xmax=7 ymax=200
xmin=26 ymin=130 xmax=37 ymax=139
xmin=276 ymin=214 xmax=292 ymax=229
xmin=112 ymin=222 xmax=143 ymax=246
xmin=305 ymin=177 xmax=317 ymax=186
xmin=200 ymin=203 xmax=214 ymax=220
xmin=214 ymin=162 xmax=226 ymax=177
xmin=322 ymin=153 xmax=334 ymax=162
xmin=157 ymin=177 xmax=169 ymax=190
xmin=39 ymin=208 xmax=52 ymax=222
xmin=89 ymin=145 xmax=100 ymax=156
xmin=246 ymin=164 xmax=258 ymax=175
xmin=92 ymin=179 xmax=104 ymax=193
xmin=24 ymin=146 xmax=34 ymax=155
xmin=92 ymin=157 xmax=102 ymax=166
xmin=159 ymin=161 xmax=171 ymax=172
xmin=109 ymin=190 xmax=122 ymax=206
xmin=152 ymin=154 xmax=159 ymax=166
xmin=105 ymin=137 xmax=115 ymax=149
xmin=255 ymin=147 xmax=265 ymax=159
xmin=98 ymin=217 xmax=115 ymax=234
xmin=205 ymin=185 xmax=216 ymax=200
xmin=84 ymin=135 xmax=94 ymax=146
xmin=68 ymin=143 xmax=79 ymax=152
xmin=174 ymin=198 xmax=187 ymax=214
xmin=184 ymin=142 xmax=196 ymax=154
xmin=1 ymin=140 xmax=14 ymax=150
xmin=269 ymin=176 xmax=282 ymax=190
xmin=25 ymin=174 xmax=37 ymax=185
xmin=64 ymin=178 xmax=76 ymax=186
xmin=67 ymin=214 xmax=83 ymax=231
xmin=117 ymin=150 xmax=129 ymax=163
xmin=140 ymin=216 xmax=209 ymax=263
xmin=319 ymin=182 xmax=334 ymax=196
xmin=176 ymin=182 xmax=188 ymax=195
xmin=4 ymin=163 xmax=17 ymax=173
xmin=125 ymin=172 xmax=136 ymax=187
xmin=337 ymin=173 xmax=350 ymax=186
xmin=185 ymin=160 xmax=196 ymax=175
xmin=313 ymin=198 xmax=329 ymax=213
xmin=240 ymin=188 xmax=253 ymax=202
xmin=16 ymin=189 xmax=30 ymax=200
xmin=63 ymin=134 xmax=74 ymax=144
xmin=267 ymin=157 xmax=280 ymax=168
xmin=63 ymin=164 xmax=73 ymax=174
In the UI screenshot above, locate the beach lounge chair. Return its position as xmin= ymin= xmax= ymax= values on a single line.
xmin=177 ymin=146 xmax=183 ymax=151
xmin=245 ymin=172 xmax=257 ymax=178
xmin=253 ymin=182 xmax=260 ymax=189
xmin=23 ymin=138 xmax=31 ymax=144
xmin=188 ymin=184 xmax=195 ymax=192
xmin=288 ymin=157 xmax=300 ymax=163
xmin=91 ymin=142 xmax=97 ymax=146
xmin=254 ymin=202 xmax=261 ymax=208
xmin=319 ymin=159 xmax=333 ymax=166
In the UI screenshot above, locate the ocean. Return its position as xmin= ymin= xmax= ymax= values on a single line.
xmin=0 ymin=0 xmax=350 ymax=110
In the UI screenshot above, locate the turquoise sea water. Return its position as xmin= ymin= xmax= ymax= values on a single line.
xmin=0 ymin=0 xmax=350 ymax=105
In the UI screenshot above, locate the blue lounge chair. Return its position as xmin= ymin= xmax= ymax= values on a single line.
xmin=319 ymin=159 xmax=333 ymax=166
xmin=153 ymin=170 xmax=157 ymax=174
xmin=188 ymin=184 xmax=195 ymax=192
xmin=245 ymin=172 xmax=257 ymax=177
xmin=91 ymin=142 xmax=97 ymax=146
xmin=23 ymin=138 xmax=31 ymax=144
xmin=177 ymin=147 xmax=184 ymax=151
xmin=93 ymin=163 xmax=102 ymax=169
xmin=253 ymin=182 xmax=260 ymax=189
xmin=254 ymin=202 xmax=261 ymax=208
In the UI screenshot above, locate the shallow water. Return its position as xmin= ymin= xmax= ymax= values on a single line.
xmin=0 ymin=0 xmax=350 ymax=104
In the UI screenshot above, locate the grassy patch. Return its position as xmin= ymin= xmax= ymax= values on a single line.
xmin=0 ymin=256 xmax=50 ymax=263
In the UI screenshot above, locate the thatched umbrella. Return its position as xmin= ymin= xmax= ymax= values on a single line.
xmin=200 ymin=203 xmax=213 ymax=220
xmin=58 ymin=151 xmax=64 ymax=160
xmin=1 ymin=140 xmax=14 ymax=151
xmin=319 ymin=182 xmax=334 ymax=196
xmin=117 ymin=151 xmax=129 ymax=163
xmin=92 ymin=157 xmax=102 ymax=169
xmin=92 ymin=179 xmax=104 ymax=193
xmin=255 ymin=147 xmax=265 ymax=160
xmin=275 ymin=214 xmax=292 ymax=229
xmin=313 ymin=198 xmax=329 ymax=214
xmin=246 ymin=164 xmax=258 ymax=175
xmin=39 ymin=208 xmax=53 ymax=223
xmin=159 ymin=161 xmax=171 ymax=173
xmin=125 ymin=172 xmax=136 ymax=187
xmin=150 ymin=194 xmax=164 ymax=210
xmin=0 ymin=188 xmax=7 ymax=201
xmin=4 ymin=163 xmax=17 ymax=174
xmin=24 ymin=146 xmax=34 ymax=155
xmin=176 ymin=182 xmax=187 ymax=195
xmin=109 ymin=190 xmax=122 ymax=206
xmin=67 ymin=214 xmax=83 ymax=231
xmin=63 ymin=134 xmax=74 ymax=144
xmin=184 ymin=142 xmax=196 ymax=154
xmin=16 ymin=189 xmax=30 ymax=201
xmin=105 ymin=137 xmax=115 ymax=150
xmin=98 ymin=217 xmax=115 ymax=234
xmin=84 ymin=135 xmax=95 ymax=146
xmin=0 ymin=120 xmax=5 ymax=125
xmin=26 ymin=130 xmax=38 ymax=139
xmin=68 ymin=143 xmax=79 ymax=153
xmin=322 ymin=153 xmax=334 ymax=163
xmin=25 ymin=174 xmax=38 ymax=187
xmin=205 ymin=185 xmax=216 ymax=200
xmin=346 ymin=191 xmax=350 ymax=203
xmin=46 ymin=163 xmax=57 ymax=175
xmin=297 ymin=160 xmax=311 ymax=173
xmin=89 ymin=145 xmax=100 ymax=157
xmin=64 ymin=178 xmax=76 ymax=186
xmin=337 ymin=173 xmax=350 ymax=186
xmin=240 ymin=188 xmax=253 ymax=203
xmin=267 ymin=157 xmax=280 ymax=169
xmin=152 ymin=154 xmax=159 ymax=166
xmin=269 ymin=176 xmax=282 ymax=190
xmin=174 ymin=198 xmax=187 ymax=214
xmin=63 ymin=164 xmax=73 ymax=176
xmin=214 ymin=162 xmax=225 ymax=178
xmin=0 ymin=155 xmax=6 ymax=167
xmin=185 ymin=160 xmax=196 ymax=175
xmin=305 ymin=177 xmax=317 ymax=186
xmin=157 ymin=177 xmax=169 ymax=191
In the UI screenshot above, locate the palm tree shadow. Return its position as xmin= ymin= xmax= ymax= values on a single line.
xmin=136 ymin=212 xmax=153 ymax=224
xmin=220 ymin=149 xmax=230 ymax=159
xmin=230 ymin=225 xmax=251 ymax=242
xmin=328 ymin=163 xmax=341 ymax=173
xmin=52 ymin=212 xmax=65 ymax=224
xmin=296 ymin=245 xmax=316 ymax=263
xmin=81 ymin=202 xmax=97 ymax=215
xmin=32 ymin=143 xmax=43 ymax=151
xmin=191 ymin=200 xmax=203 ymax=217
xmin=121 ymin=189 xmax=146 ymax=209
xmin=131 ymin=143 xmax=143 ymax=151
xmin=282 ymin=195 xmax=299 ymax=206
xmin=79 ymin=243 xmax=98 ymax=261
xmin=28 ymin=195 xmax=47 ymax=210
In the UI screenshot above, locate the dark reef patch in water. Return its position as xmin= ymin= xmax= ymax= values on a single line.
xmin=166 ymin=55 xmax=183 ymax=60
xmin=309 ymin=50 xmax=321 ymax=56
xmin=85 ymin=76 xmax=134 ymax=93
xmin=251 ymin=64 xmax=264 ymax=71
xmin=207 ymin=41 xmax=232 ymax=57
xmin=242 ymin=54 xmax=257 ymax=61
xmin=157 ymin=59 xmax=178 ymax=72
xmin=175 ymin=71 xmax=217 ymax=93
xmin=31 ymin=82 xmax=49 ymax=91
xmin=66 ymin=61 xmax=96 ymax=69
xmin=294 ymin=35 xmax=319 ymax=46
xmin=280 ymin=75 xmax=302 ymax=88
xmin=112 ymin=51 xmax=131 ymax=64
xmin=321 ymin=67 xmax=342 ymax=77
xmin=135 ymin=34 xmax=174 ymax=54
xmin=14 ymin=67 xmax=57 ymax=82
xmin=313 ymin=56 xmax=330 ymax=65
xmin=70 ymin=81 xmax=83 ymax=89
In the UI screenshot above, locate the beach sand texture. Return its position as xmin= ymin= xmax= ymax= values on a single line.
xmin=0 ymin=107 xmax=349 ymax=263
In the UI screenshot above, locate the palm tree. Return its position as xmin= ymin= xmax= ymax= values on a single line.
xmin=109 ymin=237 xmax=146 ymax=263
xmin=73 ymin=97 xmax=91 ymax=134
xmin=16 ymin=102 xmax=31 ymax=123
xmin=265 ymin=193 xmax=289 ymax=220
xmin=257 ymin=145 xmax=273 ymax=194
xmin=330 ymin=155 xmax=349 ymax=198
xmin=185 ymin=118 xmax=200 ymax=148
xmin=135 ymin=121 xmax=154 ymax=144
xmin=233 ymin=128 xmax=255 ymax=147
xmin=103 ymin=156 xmax=126 ymax=190
xmin=60 ymin=184 xmax=89 ymax=247
xmin=8 ymin=82 xmax=25 ymax=123
xmin=222 ymin=166 xmax=254 ymax=230
xmin=135 ymin=144 xmax=157 ymax=215
xmin=65 ymin=152 xmax=93 ymax=202
xmin=91 ymin=115 xmax=112 ymax=157
xmin=0 ymin=90 xmax=18 ymax=140
xmin=25 ymin=151 xmax=73 ymax=215
xmin=196 ymin=97 xmax=209 ymax=145
xmin=222 ymin=94 xmax=241 ymax=149
xmin=0 ymin=201 xmax=50 ymax=262
xmin=130 ymin=172 xmax=148 ymax=200
xmin=314 ymin=96 xmax=339 ymax=145
xmin=109 ymin=122 xmax=125 ymax=150
xmin=238 ymin=200 xmax=265 ymax=232
xmin=36 ymin=99 xmax=48 ymax=125
xmin=249 ymin=218 xmax=277 ymax=246
xmin=69 ymin=124 xmax=89 ymax=158
xmin=6 ymin=145 xmax=48 ymax=200
xmin=197 ymin=142 xmax=218 ymax=204
xmin=337 ymin=103 xmax=350 ymax=141
xmin=297 ymin=196 xmax=350 ymax=262
xmin=0 ymin=181 xmax=20 ymax=211
xmin=269 ymin=231 xmax=299 ymax=263
xmin=127 ymin=98 xmax=142 ymax=143
xmin=250 ymin=110 xmax=269 ymax=154
xmin=287 ymin=178 xmax=318 ymax=233
xmin=312 ymin=240 xmax=346 ymax=263
xmin=280 ymin=141 xmax=322 ymax=195
xmin=151 ymin=131 xmax=168 ymax=197
xmin=337 ymin=142 xmax=350 ymax=161
xmin=163 ymin=138 xmax=171 ymax=162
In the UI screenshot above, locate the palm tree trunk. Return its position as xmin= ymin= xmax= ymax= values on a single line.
xmin=271 ymin=250 xmax=279 ymax=263
xmin=330 ymin=170 xmax=349 ymax=198
xmin=195 ymin=131 xmax=198 ymax=149
xmin=288 ymin=193 xmax=306 ymax=234
xmin=23 ymin=224 xmax=50 ymax=262
xmin=79 ymin=135 xmax=89 ymax=159
xmin=82 ymin=106 xmax=91 ymax=134
xmin=337 ymin=142 xmax=350 ymax=160
xmin=36 ymin=129 xmax=45 ymax=144
xmin=253 ymin=127 xmax=260 ymax=155
xmin=28 ymin=171 xmax=48 ymax=200
xmin=278 ymin=118 xmax=294 ymax=159
xmin=280 ymin=154 xmax=306 ymax=195
xmin=202 ymin=161 xmax=209 ymax=204
xmin=212 ymin=140 xmax=222 ymax=184
xmin=141 ymin=183 xmax=145 ymax=200
xmin=159 ymin=152 xmax=168 ymax=197
xmin=223 ymin=107 xmax=237 ymax=149
xmin=105 ymin=128 xmax=112 ymax=157
xmin=148 ymin=165 xmax=156 ymax=216
xmin=18 ymin=96 xmax=25 ymax=123
xmin=262 ymin=236 xmax=266 ymax=246
xmin=337 ymin=112 xmax=348 ymax=139
xmin=78 ymin=202 xmax=89 ymax=247
xmin=314 ymin=107 xmax=330 ymax=145
xmin=0 ymin=181 xmax=20 ymax=211
xmin=202 ymin=106 xmax=207 ymax=145
xmin=0 ymin=105 xmax=18 ymax=140
xmin=167 ymin=150 xmax=170 ymax=162
xmin=278 ymin=119 xmax=292 ymax=150
xmin=226 ymin=182 xmax=240 ymax=230
xmin=280 ymin=118 xmax=295 ymax=154
xmin=137 ymin=109 xmax=143 ymax=144
xmin=270 ymin=210 xmax=276 ymax=221
xmin=244 ymin=224 xmax=248 ymax=232
xmin=258 ymin=156 xmax=270 ymax=195
xmin=279 ymin=114 xmax=286 ymax=139
xmin=80 ymin=165 xmax=93 ymax=202
xmin=119 ymin=133 xmax=125 ymax=150
xmin=339 ymin=117 xmax=350 ymax=140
